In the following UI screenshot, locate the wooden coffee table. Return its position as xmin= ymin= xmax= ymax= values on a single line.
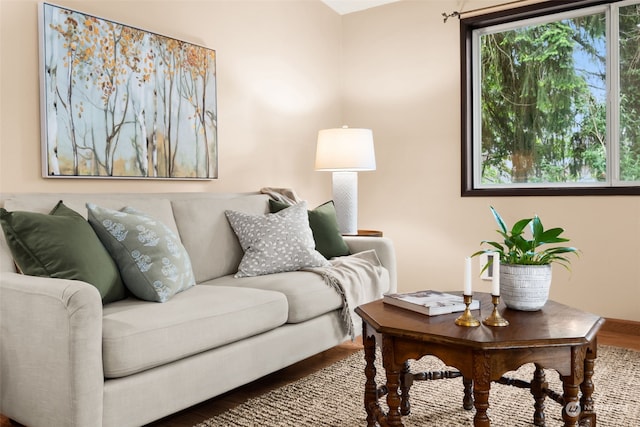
xmin=355 ymin=292 xmax=605 ymax=427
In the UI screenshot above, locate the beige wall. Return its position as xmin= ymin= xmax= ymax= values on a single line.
xmin=0 ymin=0 xmax=341 ymax=199
xmin=343 ymin=0 xmax=640 ymax=321
xmin=1 ymin=0 xmax=638 ymax=321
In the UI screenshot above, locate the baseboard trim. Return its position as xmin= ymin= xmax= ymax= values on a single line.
xmin=602 ymin=318 xmax=640 ymax=337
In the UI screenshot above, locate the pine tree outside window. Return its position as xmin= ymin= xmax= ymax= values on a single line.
xmin=461 ymin=0 xmax=640 ymax=196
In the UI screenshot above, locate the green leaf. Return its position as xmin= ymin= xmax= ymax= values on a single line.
xmin=482 ymin=241 xmax=505 ymax=252
xmin=490 ymin=206 xmax=508 ymax=234
xmin=542 ymin=227 xmax=564 ymax=239
xmin=539 ymin=227 xmax=568 ymax=244
xmin=531 ymin=215 xmax=544 ymax=239
xmin=512 ymin=217 xmax=532 ymax=235
xmin=512 ymin=235 xmax=530 ymax=252
xmin=545 ymin=246 xmax=579 ymax=255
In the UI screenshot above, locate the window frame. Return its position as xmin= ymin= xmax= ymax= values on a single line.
xmin=460 ymin=0 xmax=640 ymax=196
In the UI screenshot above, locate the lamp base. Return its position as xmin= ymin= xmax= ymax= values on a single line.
xmin=332 ymin=171 xmax=358 ymax=235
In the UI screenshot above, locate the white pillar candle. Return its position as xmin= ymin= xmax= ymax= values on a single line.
xmin=464 ymin=257 xmax=472 ymax=295
xmin=492 ymin=253 xmax=500 ymax=296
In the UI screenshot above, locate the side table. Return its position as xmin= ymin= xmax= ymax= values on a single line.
xmin=343 ymin=229 xmax=383 ymax=237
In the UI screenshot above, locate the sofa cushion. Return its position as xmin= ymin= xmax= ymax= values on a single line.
xmin=102 ymin=285 xmax=288 ymax=378
xmin=87 ymin=204 xmax=195 ymax=303
xmin=0 ymin=201 xmax=126 ymax=304
xmin=225 ymin=202 xmax=330 ymax=277
xmin=202 ymin=271 xmax=343 ymax=323
xmin=269 ymin=200 xmax=350 ymax=259
xmin=170 ymin=195 xmax=270 ymax=283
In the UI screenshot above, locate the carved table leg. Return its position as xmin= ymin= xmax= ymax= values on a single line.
xmin=400 ymin=361 xmax=412 ymax=415
xmin=363 ymin=329 xmax=378 ymax=427
xmin=579 ymin=346 xmax=597 ymax=427
xmin=472 ymin=351 xmax=491 ymax=427
xmin=463 ymin=377 xmax=474 ymax=410
xmin=383 ymin=354 xmax=404 ymax=427
xmin=531 ymin=364 xmax=547 ymax=426
xmin=561 ymin=374 xmax=581 ymax=427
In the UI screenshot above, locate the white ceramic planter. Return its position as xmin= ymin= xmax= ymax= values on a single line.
xmin=500 ymin=264 xmax=552 ymax=311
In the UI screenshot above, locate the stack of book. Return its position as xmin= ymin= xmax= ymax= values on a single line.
xmin=383 ymin=290 xmax=479 ymax=316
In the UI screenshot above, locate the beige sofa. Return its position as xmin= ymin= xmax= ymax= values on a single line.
xmin=0 ymin=192 xmax=397 ymax=427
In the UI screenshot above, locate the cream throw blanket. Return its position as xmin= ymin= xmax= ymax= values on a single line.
xmin=304 ymin=250 xmax=389 ymax=340
xmin=260 ymin=187 xmax=389 ymax=339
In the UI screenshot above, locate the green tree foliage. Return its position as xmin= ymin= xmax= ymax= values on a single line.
xmin=479 ymin=4 xmax=640 ymax=185
xmin=619 ymin=3 xmax=640 ymax=181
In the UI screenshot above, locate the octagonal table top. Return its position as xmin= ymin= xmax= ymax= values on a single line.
xmin=355 ymin=292 xmax=604 ymax=351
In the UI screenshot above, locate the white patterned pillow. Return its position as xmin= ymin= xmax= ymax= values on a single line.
xmin=225 ymin=201 xmax=330 ymax=277
xmin=87 ymin=204 xmax=195 ymax=302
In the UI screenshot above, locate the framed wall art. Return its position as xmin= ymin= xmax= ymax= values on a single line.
xmin=39 ymin=2 xmax=218 ymax=179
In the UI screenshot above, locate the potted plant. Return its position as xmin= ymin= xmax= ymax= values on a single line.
xmin=472 ymin=206 xmax=579 ymax=311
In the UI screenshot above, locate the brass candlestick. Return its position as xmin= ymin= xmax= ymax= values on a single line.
xmin=455 ymin=294 xmax=481 ymax=327
xmin=483 ymin=295 xmax=509 ymax=327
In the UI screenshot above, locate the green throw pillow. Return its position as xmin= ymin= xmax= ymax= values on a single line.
xmin=269 ymin=200 xmax=350 ymax=259
xmin=0 ymin=201 xmax=126 ymax=304
xmin=226 ymin=201 xmax=331 ymax=277
xmin=86 ymin=204 xmax=196 ymax=303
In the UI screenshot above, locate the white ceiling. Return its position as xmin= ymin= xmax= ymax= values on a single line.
xmin=321 ymin=0 xmax=401 ymax=15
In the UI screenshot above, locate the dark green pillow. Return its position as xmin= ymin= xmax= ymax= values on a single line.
xmin=269 ymin=200 xmax=350 ymax=259
xmin=0 ymin=201 xmax=126 ymax=304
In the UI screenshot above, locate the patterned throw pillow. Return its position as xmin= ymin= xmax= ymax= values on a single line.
xmin=225 ymin=201 xmax=330 ymax=277
xmin=269 ymin=200 xmax=350 ymax=259
xmin=87 ymin=204 xmax=195 ymax=302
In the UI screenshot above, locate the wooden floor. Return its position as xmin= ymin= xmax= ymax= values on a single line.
xmin=2 ymin=319 xmax=639 ymax=427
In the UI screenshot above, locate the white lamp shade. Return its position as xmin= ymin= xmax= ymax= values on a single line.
xmin=315 ymin=128 xmax=376 ymax=171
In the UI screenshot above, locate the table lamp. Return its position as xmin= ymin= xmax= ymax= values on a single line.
xmin=315 ymin=126 xmax=376 ymax=235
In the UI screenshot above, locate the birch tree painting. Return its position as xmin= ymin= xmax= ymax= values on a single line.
xmin=40 ymin=3 xmax=217 ymax=179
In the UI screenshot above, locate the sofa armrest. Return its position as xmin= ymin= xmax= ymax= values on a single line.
xmin=0 ymin=272 xmax=104 ymax=427
xmin=342 ymin=236 xmax=397 ymax=293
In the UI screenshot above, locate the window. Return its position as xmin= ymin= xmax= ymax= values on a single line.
xmin=461 ymin=0 xmax=640 ymax=196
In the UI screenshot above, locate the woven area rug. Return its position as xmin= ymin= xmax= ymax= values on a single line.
xmin=196 ymin=345 xmax=640 ymax=426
